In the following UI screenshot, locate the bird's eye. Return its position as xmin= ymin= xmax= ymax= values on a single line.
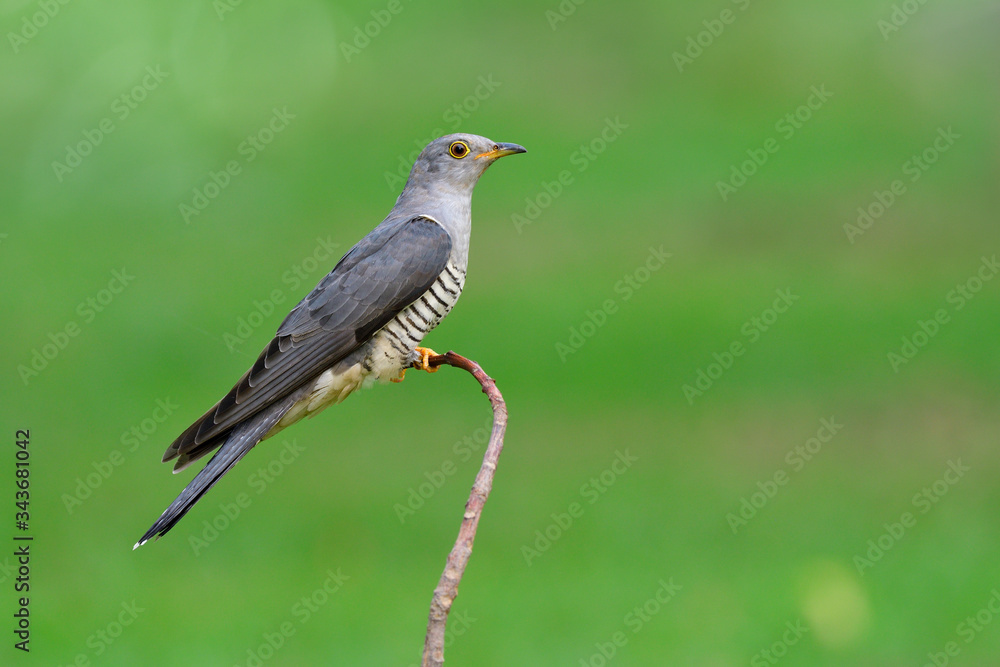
xmin=449 ymin=141 xmax=469 ymax=159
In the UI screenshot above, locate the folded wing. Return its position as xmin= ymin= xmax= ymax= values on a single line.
xmin=163 ymin=215 xmax=452 ymax=471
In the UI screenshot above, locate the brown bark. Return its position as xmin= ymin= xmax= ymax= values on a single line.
xmin=417 ymin=351 xmax=508 ymax=667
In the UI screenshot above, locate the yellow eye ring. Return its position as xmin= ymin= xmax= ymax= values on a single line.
xmin=449 ymin=141 xmax=470 ymax=159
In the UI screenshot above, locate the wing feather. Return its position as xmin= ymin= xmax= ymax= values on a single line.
xmin=162 ymin=215 xmax=452 ymax=467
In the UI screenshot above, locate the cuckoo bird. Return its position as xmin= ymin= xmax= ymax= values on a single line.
xmin=135 ymin=134 xmax=525 ymax=548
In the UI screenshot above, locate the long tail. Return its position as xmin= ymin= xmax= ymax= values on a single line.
xmin=133 ymin=394 xmax=298 ymax=549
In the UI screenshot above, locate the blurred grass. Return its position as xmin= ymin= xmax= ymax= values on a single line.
xmin=2 ymin=0 xmax=999 ymax=664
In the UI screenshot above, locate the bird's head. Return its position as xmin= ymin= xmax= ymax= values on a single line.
xmin=404 ymin=134 xmax=526 ymax=197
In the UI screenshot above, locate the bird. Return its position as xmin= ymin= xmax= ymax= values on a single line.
xmin=134 ymin=134 xmax=525 ymax=548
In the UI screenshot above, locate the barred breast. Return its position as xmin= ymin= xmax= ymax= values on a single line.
xmin=363 ymin=260 xmax=467 ymax=382
xmin=270 ymin=260 xmax=467 ymax=434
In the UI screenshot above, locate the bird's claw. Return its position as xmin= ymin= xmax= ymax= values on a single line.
xmin=414 ymin=347 xmax=440 ymax=373
xmin=391 ymin=347 xmax=439 ymax=383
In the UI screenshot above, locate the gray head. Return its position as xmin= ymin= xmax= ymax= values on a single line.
xmin=400 ymin=134 xmax=526 ymax=200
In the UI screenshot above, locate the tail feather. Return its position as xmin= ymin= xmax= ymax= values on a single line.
xmin=134 ymin=393 xmax=299 ymax=549
xmin=170 ymin=433 xmax=227 ymax=473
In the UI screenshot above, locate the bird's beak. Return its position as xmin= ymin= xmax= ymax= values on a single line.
xmin=475 ymin=142 xmax=527 ymax=160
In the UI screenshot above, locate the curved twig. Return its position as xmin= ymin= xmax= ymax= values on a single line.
xmin=417 ymin=351 xmax=507 ymax=667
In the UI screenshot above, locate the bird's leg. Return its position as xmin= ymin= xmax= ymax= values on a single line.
xmin=392 ymin=347 xmax=440 ymax=383
xmin=414 ymin=346 xmax=440 ymax=373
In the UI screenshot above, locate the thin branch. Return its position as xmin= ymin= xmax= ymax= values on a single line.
xmin=418 ymin=351 xmax=508 ymax=667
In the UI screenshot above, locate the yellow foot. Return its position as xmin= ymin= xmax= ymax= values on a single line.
xmin=391 ymin=348 xmax=440 ymax=383
xmin=414 ymin=347 xmax=440 ymax=373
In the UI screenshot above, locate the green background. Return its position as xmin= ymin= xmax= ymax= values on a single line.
xmin=2 ymin=0 xmax=999 ymax=664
